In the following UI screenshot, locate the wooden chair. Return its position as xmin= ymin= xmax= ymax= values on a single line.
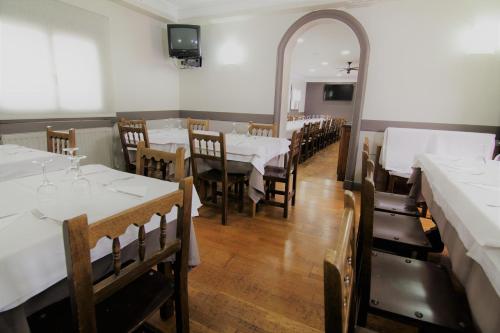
xmin=188 ymin=129 xmax=246 ymax=225
xmin=136 ymin=141 xmax=185 ymax=182
xmin=28 ymin=177 xmax=194 ymax=333
xmin=187 ymin=118 xmax=209 ymax=131
xmin=300 ymin=123 xmax=312 ymax=162
xmin=324 ymin=191 xmax=377 ymax=333
xmin=118 ymin=119 xmax=149 ymax=173
xmin=362 ymin=138 xmax=419 ymax=217
xmin=248 ymin=122 xmax=277 ymax=137
xmin=363 ymin=156 xmax=432 ymax=259
xmin=46 ymin=126 xmax=76 ymax=155
xmin=356 ymin=171 xmax=473 ymax=332
xmin=263 ymin=130 xmax=302 ymax=218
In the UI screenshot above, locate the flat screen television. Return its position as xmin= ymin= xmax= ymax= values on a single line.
xmin=167 ymin=24 xmax=201 ymax=59
xmin=323 ymin=84 xmax=354 ymax=101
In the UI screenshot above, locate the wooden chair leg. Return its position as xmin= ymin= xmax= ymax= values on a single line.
xmin=222 ymin=182 xmax=228 ymax=225
xmin=265 ymin=180 xmax=270 ymax=201
xmin=387 ymin=175 xmax=396 ymax=193
xmin=291 ymin=171 xmax=297 ymax=206
xmin=271 ymin=182 xmax=276 ymax=198
xmin=211 ymin=181 xmax=218 ymax=204
xmin=238 ymin=181 xmax=244 ymax=213
xmin=158 ymin=262 xmax=174 ymax=320
xmin=173 ymin=258 xmax=189 ymax=333
xmin=283 ymin=183 xmax=289 ymax=218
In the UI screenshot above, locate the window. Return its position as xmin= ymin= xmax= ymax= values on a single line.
xmin=0 ymin=0 xmax=111 ymax=118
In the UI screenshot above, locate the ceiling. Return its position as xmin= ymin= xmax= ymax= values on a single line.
xmin=290 ymin=20 xmax=360 ymax=82
xmin=117 ymin=0 xmax=387 ymax=21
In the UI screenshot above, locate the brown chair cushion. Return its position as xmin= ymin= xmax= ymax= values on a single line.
xmin=198 ymin=169 xmax=247 ymax=184
xmin=264 ymin=166 xmax=287 ymax=181
xmin=374 ymin=192 xmax=418 ymax=216
xmin=373 ymin=211 xmax=432 ymax=254
xmin=28 ymin=269 xmax=174 ymax=333
xmin=370 ymin=251 xmax=473 ymax=332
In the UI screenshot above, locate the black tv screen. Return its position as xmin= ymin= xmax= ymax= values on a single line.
xmin=323 ymin=84 xmax=354 ymax=101
xmin=167 ymin=24 xmax=200 ymax=58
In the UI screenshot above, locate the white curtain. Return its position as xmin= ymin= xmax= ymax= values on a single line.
xmin=0 ymin=0 xmax=113 ymax=118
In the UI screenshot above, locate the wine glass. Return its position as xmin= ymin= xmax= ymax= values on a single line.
xmin=177 ymin=119 xmax=182 ymax=129
xmin=70 ymin=155 xmax=91 ymax=201
xmin=231 ymin=122 xmax=237 ymax=134
xmin=32 ymin=159 xmax=58 ymax=206
xmin=63 ymin=147 xmax=80 ymax=178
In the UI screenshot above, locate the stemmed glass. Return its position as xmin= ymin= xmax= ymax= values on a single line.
xmin=177 ymin=119 xmax=182 ymax=129
xmin=63 ymin=148 xmax=91 ymax=196
xmin=32 ymin=159 xmax=58 ymax=205
xmin=231 ymin=122 xmax=237 ymax=134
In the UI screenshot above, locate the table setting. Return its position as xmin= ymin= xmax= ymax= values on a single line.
xmin=0 ymin=143 xmax=203 ymax=331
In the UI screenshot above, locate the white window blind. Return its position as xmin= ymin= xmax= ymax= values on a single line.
xmin=0 ymin=0 xmax=112 ymax=118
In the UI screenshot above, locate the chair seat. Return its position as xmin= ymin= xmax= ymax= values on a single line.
xmin=370 ymin=251 xmax=473 ymax=332
xmin=28 ymin=269 xmax=173 ymax=333
xmin=198 ymin=168 xmax=246 ymax=184
xmin=374 ymin=191 xmax=418 ymax=216
xmin=373 ymin=211 xmax=432 ymax=256
xmin=263 ymin=166 xmax=287 ymax=181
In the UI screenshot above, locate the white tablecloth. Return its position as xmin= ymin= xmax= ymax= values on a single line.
xmin=0 ymin=164 xmax=202 ymax=312
xmin=148 ymin=129 xmax=291 ymax=202
xmin=380 ymin=128 xmax=496 ymax=177
xmin=0 ymin=145 xmax=69 ymax=182
xmin=285 ymin=118 xmax=324 ymax=139
xmin=413 ymin=154 xmax=500 ymax=296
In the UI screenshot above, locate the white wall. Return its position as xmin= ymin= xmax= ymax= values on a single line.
xmin=180 ymin=0 xmax=500 ymax=126
xmin=61 ymin=0 xmax=179 ymax=112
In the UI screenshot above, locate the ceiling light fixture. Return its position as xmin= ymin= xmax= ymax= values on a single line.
xmin=309 ymin=68 xmax=316 ymax=73
xmin=341 ymin=50 xmax=350 ymax=55
xmin=297 ymin=38 xmax=304 ymax=44
xmin=321 ymin=61 xmax=329 ymax=66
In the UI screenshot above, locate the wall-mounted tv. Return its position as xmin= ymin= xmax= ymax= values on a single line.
xmin=323 ymin=84 xmax=354 ymax=101
xmin=167 ymin=24 xmax=201 ymax=59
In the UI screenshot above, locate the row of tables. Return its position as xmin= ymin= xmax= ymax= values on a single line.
xmin=412 ymin=153 xmax=500 ymax=333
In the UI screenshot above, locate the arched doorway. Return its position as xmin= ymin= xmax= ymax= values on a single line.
xmin=274 ymin=9 xmax=370 ymax=189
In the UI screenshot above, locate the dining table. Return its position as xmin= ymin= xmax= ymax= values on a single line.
xmin=285 ymin=117 xmax=324 ymax=139
xmin=380 ymin=127 xmax=496 ymax=179
xmin=0 ymin=157 xmax=202 ymax=333
xmin=148 ymin=128 xmax=291 ymax=208
xmin=412 ymin=153 xmax=500 ymax=333
xmin=0 ymin=144 xmax=69 ymax=182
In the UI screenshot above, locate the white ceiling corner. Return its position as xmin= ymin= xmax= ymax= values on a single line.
xmin=116 ymin=0 xmax=388 ymax=22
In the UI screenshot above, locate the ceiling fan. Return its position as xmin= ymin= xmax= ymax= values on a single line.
xmin=338 ymin=61 xmax=359 ymax=74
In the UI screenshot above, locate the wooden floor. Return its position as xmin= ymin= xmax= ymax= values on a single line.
xmin=152 ymin=142 xmax=415 ymax=333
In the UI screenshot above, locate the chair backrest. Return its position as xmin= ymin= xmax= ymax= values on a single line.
xmin=188 ymin=129 xmax=227 ymax=186
xmin=63 ymin=177 xmax=193 ymax=333
xmin=363 ymin=137 xmax=369 ymax=154
xmin=118 ymin=119 xmax=149 ymax=172
xmin=187 ymin=118 xmax=209 ymax=131
xmin=324 ymin=191 xmax=357 ymax=333
xmin=357 ymin=160 xmax=376 ymax=318
xmin=286 ymin=130 xmax=303 ymax=174
xmin=136 ymin=141 xmax=185 ymax=182
xmin=248 ymin=122 xmax=277 ymax=137
xmin=46 ymin=126 xmax=76 ymax=155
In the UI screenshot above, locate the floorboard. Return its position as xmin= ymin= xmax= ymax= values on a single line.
xmin=150 ymin=142 xmax=416 ymax=333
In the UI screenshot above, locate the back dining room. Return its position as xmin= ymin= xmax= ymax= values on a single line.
xmin=0 ymin=1 xmax=499 ymax=333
